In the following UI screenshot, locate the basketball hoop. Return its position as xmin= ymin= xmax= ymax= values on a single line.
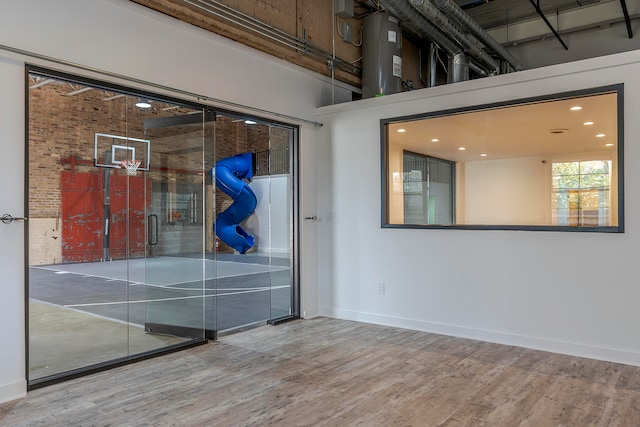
xmin=121 ymin=160 xmax=142 ymax=176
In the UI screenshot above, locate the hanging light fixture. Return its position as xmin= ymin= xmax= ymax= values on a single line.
xmin=135 ymin=98 xmax=152 ymax=109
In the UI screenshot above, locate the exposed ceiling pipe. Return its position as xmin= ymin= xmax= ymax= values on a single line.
xmin=407 ymin=0 xmax=499 ymax=73
xmin=379 ymin=0 xmax=497 ymax=77
xmin=180 ymin=0 xmax=361 ymax=75
xmin=378 ymin=0 xmax=463 ymax=57
xmin=430 ymin=0 xmax=523 ymax=71
xmin=447 ymin=52 xmax=469 ymax=83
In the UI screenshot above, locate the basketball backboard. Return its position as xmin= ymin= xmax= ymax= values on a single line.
xmin=94 ymin=133 xmax=150 ymax=170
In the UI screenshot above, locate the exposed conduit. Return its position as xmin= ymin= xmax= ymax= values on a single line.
xmin=181 ymin=0 xmax=361 ymax=76
xmin=430 ymin=0 xmax=523 ymax=71
xmin=379 ymin=0 xmax=463 ymax=57
xmin=408 ymin=0 xmax=499 ymax=72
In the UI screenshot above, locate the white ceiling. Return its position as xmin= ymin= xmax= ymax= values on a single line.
xmin=387 ymin=91 xmax=618 ymax=162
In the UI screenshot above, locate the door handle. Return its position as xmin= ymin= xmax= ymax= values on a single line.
xmin=304 ymin=215 xmax=317 ymax=221
xmin=147 ymin=214 xmax=158 ymax=246
xmin=1 ymin=214 xmax=28 ymax=224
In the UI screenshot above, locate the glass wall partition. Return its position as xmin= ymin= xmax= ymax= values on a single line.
xmin=27 ymin=68 xmax=211 ymax=386
xmin=27 ymin=67 xmax=299 ymax=387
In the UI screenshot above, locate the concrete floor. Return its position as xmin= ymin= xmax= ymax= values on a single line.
xmin=29 ymin=300 xmax=186 ymax=380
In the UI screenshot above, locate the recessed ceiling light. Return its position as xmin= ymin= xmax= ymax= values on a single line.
xmin=397 ymin=128 xmax=406 ymax=133
xmin=244 ymin=120 xmax=257 ymax=125
xmin=605 ymin=143 xmax=614 ymax=147
xmin=570 ymin=106 xmax=582 ymax=111
xmin=596 ymin=133 xmax=606 ymax=138
xmin=583 ymin=121 xmax=594 ymax=126
xmin=431 ymin=138 xmax=439 ymax=142
xmin=480 ymin=153 xmax=487 ymax=157
xmin=458 ymin=147 xmax=466 ymax=151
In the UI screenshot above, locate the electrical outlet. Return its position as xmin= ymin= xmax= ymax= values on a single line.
xmin=377 ymin=282 xmax=385 ymax=295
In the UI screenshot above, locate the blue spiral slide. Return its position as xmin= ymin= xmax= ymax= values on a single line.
xmin=211 ymin=153 xmax=257 ymax=254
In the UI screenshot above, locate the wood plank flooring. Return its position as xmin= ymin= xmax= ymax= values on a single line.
xmin=2 ymin=317 xmax=640 ymax=426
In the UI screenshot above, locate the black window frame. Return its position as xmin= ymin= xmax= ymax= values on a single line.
xmin=381 ymin=84 xmax=625 ymax=233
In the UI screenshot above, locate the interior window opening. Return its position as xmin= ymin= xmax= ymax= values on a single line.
xmin=382 ymin=85 xmax=623 ymax=232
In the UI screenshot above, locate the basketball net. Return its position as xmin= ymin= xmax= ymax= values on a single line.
xmin=121 ymin=160 xmax=142 ymax=176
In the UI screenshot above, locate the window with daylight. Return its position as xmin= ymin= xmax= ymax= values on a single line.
xmin=552 ymin=161 xmax=612 ymax=226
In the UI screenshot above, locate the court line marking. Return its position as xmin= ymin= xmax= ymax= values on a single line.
xmin=64 ymin=285 xmax=291 ymax=308
xmin=135 ymin=283 xmax=286 ymax=292
xmin=163 ymin=255 xmax=291 ymax=268
xmin=31 ymin=298 xmax=146 ymax=328
xmin=33 ymin=265 xmax=290 ymax=286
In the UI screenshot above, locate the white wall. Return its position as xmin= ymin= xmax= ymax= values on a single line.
xmin=0 ymin=57 xmax=27 ymax=404
xmin=0 ymin=0 xmax=347 ymax=404
xmin=315 ymin=49 xmax=640 ymax=367
xmin=464 ymin=157 xmax=549 ymax=225
xmin=248 ymin=175 xmax=290 ymax=257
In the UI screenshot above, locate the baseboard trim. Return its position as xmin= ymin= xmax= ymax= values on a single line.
xmin=0 ymin=379 xmax=27 ymax=405
xmin=301 ymin=308 xmax=320 ymax=319
xmin=319 ymin=308 xmax=640 ymax=367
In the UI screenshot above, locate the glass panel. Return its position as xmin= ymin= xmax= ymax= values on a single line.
xmin=268 ymin=126 xmax=293 ymax=320
xmin=27 ymin=71 xmax=208 ymax=383
xmin=140 ymin=103 xmax=209 ymax=344
xmin=383 ymin=87 xmax=622 ymax=231
xmin=27 ymin=76 xmax=129 ymax=379
xmin=212 ymin=116 xmax=296 ymax=330
xmin=213 ymin=114 xmax=271 ymax=331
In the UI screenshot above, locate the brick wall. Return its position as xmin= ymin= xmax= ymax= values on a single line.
xmin=28 ymin=74 xmax=291 ymax=264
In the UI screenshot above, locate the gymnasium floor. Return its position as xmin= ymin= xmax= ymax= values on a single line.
xmin=28 ymin=253 xmax=292 ymax=380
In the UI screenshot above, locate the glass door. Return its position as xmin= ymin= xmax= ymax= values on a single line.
xmin=212 ymin=114 xmax=296 ymax=332
xmin=141 ymin=109 xmax=214 ymax=341
xmin=27 ymin=69 xmax=208 ymax=385
xmin=267 ymin=125 xmax=296 ymax=322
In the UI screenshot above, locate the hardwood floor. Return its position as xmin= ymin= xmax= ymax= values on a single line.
xmin=2 ymin=317 xmax=640 ymax=426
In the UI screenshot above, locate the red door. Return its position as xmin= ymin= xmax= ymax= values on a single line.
xmin=61 ymin=169 xmax=150 ymax=263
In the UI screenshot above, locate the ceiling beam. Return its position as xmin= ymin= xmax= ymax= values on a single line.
xmin=528 ymin=0 xmax=568 ymax=50
xmin=488 ymin=1 xmax=640 ymax=45
xmin=620 ymin=0 xmax=633 ymax=38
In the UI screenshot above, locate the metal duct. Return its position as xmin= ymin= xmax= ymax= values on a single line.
xmin=431 ymin=0 xmax=523 ymax=71
xmin=447 ymin=53 xmax=469 ymax=83
xmin=407 ymin=0 xmax=499 ymax=73
xmin=378 ymin=0 xmax=462 ymax=57
xmin=428 ymin=43 xmax=438 ymax=87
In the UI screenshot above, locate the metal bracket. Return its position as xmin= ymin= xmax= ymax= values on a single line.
xmin=1 ymin=214 xmax=28 ymax=224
